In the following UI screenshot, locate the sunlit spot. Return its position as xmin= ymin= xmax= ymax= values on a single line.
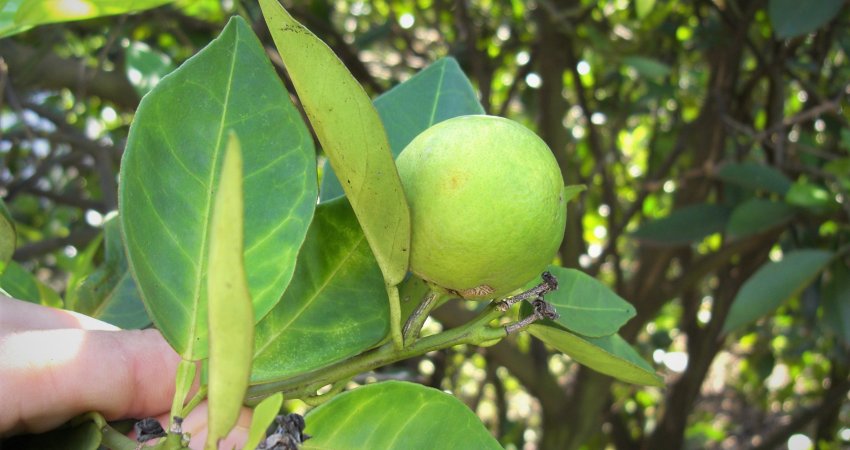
xmin=787 ymin=434 xmax=812 ymax=450
xmin=577 ymin=60 xmax=591 ymax=75
xmin=525 ymin=72 xmax=541 ymax=89
xmin=50 ymin=0 xmax=96 ymax=18
xmin=1 ymin=329 xmax=86 ymax=370
xmin=399 ymin=13 xmax=414 ymax=29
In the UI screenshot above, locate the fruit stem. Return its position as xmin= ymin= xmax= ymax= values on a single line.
xmin=386 ymin=284 xmax=404 ymax=350
xmin=504 ymin=298 xmax=560 ymax=334
xmin=402 ymin=289 xmax=453 ymax=345
xmin=496 ymin=271 xmax=558 ymax=312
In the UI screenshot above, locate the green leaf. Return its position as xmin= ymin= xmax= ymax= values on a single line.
xmin=717 ymin=162 xmax=792 ymax=195
xmin=726 ymin=198 xmax=796 ymax=239
xmin=722 ymin=249 xmax=834 ymax=333
xmin=252 ymin=197 xmax=389 ymax=382
xmin=244 ymin=392 xmax=284 ymax=450
xmin=623 ymin=56 xmax=671 ymax=80
xmin=64 ymin=231 xmax=103 ymax=312
xmin=630 ymin=204 xmax=731 ymax=246
xmin=321 ymin=57 xmax=485 ymax=201
xmin=823 ymin=261 xmax=850 ymax=344
xmin=72 ymin=217 xmax=149 ymax=329
xmin=119 ymin=16 xmax=317 ymax=359
xmin=786 ymin=180 xmax=839 ymax=214
xmin=562 ymin=184 xmax=586 ymax=203
xmin=260 ymin=0 xmax=410 ymax=286
xmin=1 ymin=0 xmax=174 ymax=37
xmin=528 ymin=324 xmax=663 ymax=386
xmin=303 ymin=381 xmax=501 ymax=450
xmin=0 ymin=1 xmax=31 ymax=37
xmin=0 ymin=260 xmax=62 ymax=307
xmin=0 ymin=198 xmax=14 ymax=274
xmin=635 ymin=0 xmax=656 ymax=19
xmin=823 ymin=158 xmax=850 ymax=190
xmin=769 ymin=0 xmax=844 ymax=39
xmin=206 ymin=132 xmax=254 ymax=449
xmin=2 ymin=418 xmax=102 ymax=449
xmin=527 ymin=266 xmax=635 ymax=337
xmin=125 ymin=41 xmax=175 ymax=96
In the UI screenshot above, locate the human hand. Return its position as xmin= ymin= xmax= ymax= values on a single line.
xmin=0 ymin=295 xmax=251 ymax=448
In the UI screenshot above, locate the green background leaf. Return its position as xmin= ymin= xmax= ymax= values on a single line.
xmin=321 ymin=57 xmax=485 ymax=201
xmin=769 ymin=0 xmax=844 ymax=39
xmin=303 ymin=381 xmax=501 ymax=449
xmin=723 ymin=249 xmax=834 ymax=333
xmin=528 ymin=324 xmax=663 ymax=387
xmin=823 ymin=261 xmax=850 ymax=344
xmin=0 ymin=260 xmax=62 ymax=307
xmin=717 ymin=162 xmax=792 ymax=195
xmin=630 ymin=203 xmax=731 ymax=246
xmin=2 ymin=0 xmax=174 ymax=37
xmin=726 ymin=198 xmax=796 ymax=239
xmin=260 ymin=0 xmax=409 ymax=286
xmin=529 ymin=266 xmax=636 ymax=337
xmin=72 ymin=217 xmax=149 ymax=329
xmin=635 ymin=0 xmax=656 ymax=19
xmin=0 ymin=199 xmax=14 ymax=273
xmin=785 ymin=180 xmax=839 ymax=214
xmin=125 ymin=41 xmax=175 ymax=96
xmin=623 ymin=56 xmax=671 ymax=80
xmin=119 ymin=16 xmax=317 ymax=359
xmin=251 ymin=198 xmax=389 ymax=382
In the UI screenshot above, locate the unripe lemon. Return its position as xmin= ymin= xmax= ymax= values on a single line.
xmin=396 ymin=115 xmax=566 ymax=299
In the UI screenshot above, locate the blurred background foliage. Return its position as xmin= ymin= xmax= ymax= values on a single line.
xmin=1 ymin=0 xmax=850 ymax=449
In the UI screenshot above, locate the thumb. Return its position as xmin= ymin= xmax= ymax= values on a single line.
xmin=0 ymin=328 xmax=181 ymax=436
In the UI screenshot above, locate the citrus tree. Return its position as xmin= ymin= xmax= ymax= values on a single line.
xmin=2 ymin=1 xmax=850 ymax=449
xmin=0 ymin=1 xmax=660 ymax=449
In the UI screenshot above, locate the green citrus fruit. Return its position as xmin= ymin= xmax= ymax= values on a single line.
xmin=396 ymin=115 xmax=567 ymax=300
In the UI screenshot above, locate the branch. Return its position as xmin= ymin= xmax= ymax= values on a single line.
xmin=0 ymin=40 xmax=140 ymax=110
xmin=749 ymin=376 xmax=850 ymax=450
xmin=12 ymin=226 xmax=100 ymax=261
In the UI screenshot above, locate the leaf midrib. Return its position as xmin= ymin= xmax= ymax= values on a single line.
xmin=186 ymin=26 xmax=241 ymax=358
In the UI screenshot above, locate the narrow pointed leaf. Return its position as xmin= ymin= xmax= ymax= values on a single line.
xmin=252 ymin=198 xmax=389 ymax=382
xmin=563 ymin=185 xmax=586 ymax=203
xmin=0 ymin=199 xmax=14 ymax=273
xmin=206 ymin=133 xmax=254 ymax=449
xmin=259 ymin=0 xmax=409 ymax=286
xmin=303 ymin=381 xmax=501 ymax=449
xmin=630 ymin=204 xmax=731 ymax=246
xmin=72 ymin=217 xmax=149 ymax=329
xmin=244 ymin=392 xmax=284 ymax=450
xmin=119 ymin=16 xmax=316 ymax=359
xmin=529 ymin=266 xmax=635 ymax=337
xmin=726 ymin=198 xmax=796 ymax=239
xmin=528 ymin=324 xmax=663 ymax=387
xmin=722 ymin=249 xmax=834 ymax=333
xmin=321 ymin=57 xmax=484 ymax=201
